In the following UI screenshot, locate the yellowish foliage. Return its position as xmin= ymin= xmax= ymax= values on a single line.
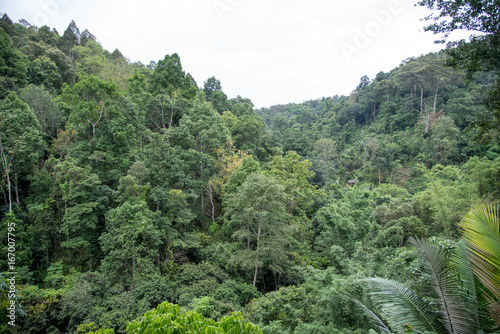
xmin=209 ymin=137 xmax=249 ymax=197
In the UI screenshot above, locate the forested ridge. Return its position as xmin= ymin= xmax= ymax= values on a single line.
xmin=0 ymin=3 xmax=500 ymax=333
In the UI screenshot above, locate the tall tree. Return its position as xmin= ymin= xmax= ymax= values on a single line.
xmin=0 ymin=92 xmax=44 ymax=211
xmin=150 ymin=53 xmax=186 ymax=95
xmin=173 ymin=95 xmax=230 ymax=216
xmin=57 ymin=20 xmax=80 ymax=61
xmin=225 ymin=173 xmax=290 ymax=286
xmin=268 ymin=150 xmax=322 ymax=215
xmin=55 ymin=157 xmax=106 ymax=268
xmin=19 ymin=85 xmax=62 ymax=139
xmin=60 ymin=74 xmax=118 ymax=140
xmin=0 ymin=27 xmax=28 ymax=96
xmin=203 ymin=76 xmax=222 ymax=100
xmin=100 ymin=174 xmax=162 ymax=286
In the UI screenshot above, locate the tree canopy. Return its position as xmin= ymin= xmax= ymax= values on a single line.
xmin=0 ymin=10 xmax=499 ymax=334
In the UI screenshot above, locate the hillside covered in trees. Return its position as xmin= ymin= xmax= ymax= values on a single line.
xmin=1 ymin=2 xmax=500 ymax=333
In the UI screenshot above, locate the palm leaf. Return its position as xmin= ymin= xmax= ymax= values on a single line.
xmin=460 ymin=204 xmax=500 ymax=326
xmin=363 ymin=277 xmax=445 ymax=334
xmin=450 ymin=241 xmax=479 ymax=325
xmin=410 ymin=237 xmax=479 ymax=334
xmin=342 ymin=291 xmax=393 ymax=333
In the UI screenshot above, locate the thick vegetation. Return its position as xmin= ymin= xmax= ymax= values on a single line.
xmin=0 ymin=2 xmax=499 ymax=333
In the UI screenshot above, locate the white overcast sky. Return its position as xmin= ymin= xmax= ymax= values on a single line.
xmin=1 ymin=0 xmax=471 ymax=108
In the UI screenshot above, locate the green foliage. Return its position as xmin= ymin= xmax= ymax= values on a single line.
xmin=268 ymin=150 xmax=324 ymax=217
xmin=225 ymin=173 xmax=290 ymax=286
xmin=14 ymin=283 xmax=63 ymax=333
xmin=417 ymin=0 xmax=500 ymax=143
xmin=150 ymin=53 xmax=196 ymax=98
xmin=127 ymin=302 xmax=262 ymax=334
xmin=0 ymin=12 xmax=499 ymax=334
xmin=75 ymin=322 xmax=115 ymax=334
xmin=0 ymin=91 xmax=45 ymax=212
xmin=212 ymin=280 xmax=261 ymax=307
xmin=360 ymin=238 xmax=481 ymax=334
xmin=175 ymin=262 xmax=230 ymax=306
xmin=0 ymin=27 xmax=28 ymax=94
xmin=413 ymin=163 xmax=485 ymax=238
xmin=246 ymin=285 xmax=316 ymax=332
xmin=18 ymin=84 xmax=63 ymax=139
xmin=56 ymin=157 xmax=104 ymax=265
xmin=224 ymin=156 xmax=261 ymax=196
xmin=100 ymin=199 xmax=162 ymax=286
xmin=314 ymin=186 xmax=374 ymax=261
xmin=60 ymin=74 xmax=119 ymax=139
xmin=460 ymin=205 xmax=500 ymax=326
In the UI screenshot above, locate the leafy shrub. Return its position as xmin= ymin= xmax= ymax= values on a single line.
xmin=127 ymin=302 xmax=262 ymax=333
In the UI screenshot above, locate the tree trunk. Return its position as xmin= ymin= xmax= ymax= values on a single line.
xmin=169 ymin=105 xmax=174 ymax=130
xmin=433 ymin=80 xmax=439 ymax=113
xmin=410 ymin=84 xmax=414 ymax=106
xmin=0 ymin=134 xmax=12 ymax=213
xmin=203 ymin=186 xmax=216 ymax=223
xmin=200 ymin=164 xmax=204 ymax=214
xmin=90 ymin=105 xmax=104 ymax=139
xmin=161 ymin=104 xmax=166 ymax=131
xmin=253 ymin=221 xmax=262 ymax=286
xmin=210 ymin=190 xmax=215 ymax=223
xmin=420 ymin=86 xmax=424 ymax=113
xmin=424 ymin=111 xmax=430 ymax=134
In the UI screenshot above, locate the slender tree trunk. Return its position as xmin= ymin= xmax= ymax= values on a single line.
xmin=433 ymin=80 xmax=439 ymax=113
xmin=410 ymin=84 xmax=414 ymax=106
xmin=166 ymin=105 xmax=173 ymax=145
xmin=378 ymin=166 xmax=382 ymax=184
xmin=425 ymin=111 xmax=431 ymax=134
xmin=169 ymin=106 xmax=174 ymax=130
xmin=90 ymin=105 xmax=104 ymax=139
xmin=0 ymin=134 xmax=12 ymax=213
xmin=253 ymin=221 xmax=262 ymax=286
xmin=200 ymin=164 xmax=204 ymax=214
xmin=420 ymin=86 xmax=424 ymax=113
xmin=161 ymin=104 xmax=166 ymax=131
xmin=210 ymin=190 xmax=215 ymax=223
xmin=203 ymin=186 xmax=215 ymax=223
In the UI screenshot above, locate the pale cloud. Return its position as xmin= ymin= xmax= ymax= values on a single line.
xmin=1 ymin=0 xmax=471 ymax=108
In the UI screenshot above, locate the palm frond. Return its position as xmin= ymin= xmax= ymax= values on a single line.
xmin=410 ymin=237 xmax=479 ymax=334
xmin=342 ymin=291 xmax=393 ymax=333
xmin=363 ymin=277 xmax=445 ymax=334
xmin=460 ymin=204 xmax=500 ymax=326
xmin=450 ymin=241 xmax=479 ymax=323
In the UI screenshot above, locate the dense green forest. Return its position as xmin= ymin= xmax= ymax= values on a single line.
xmin=1 ymin=1 xmax=500 ymax=333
